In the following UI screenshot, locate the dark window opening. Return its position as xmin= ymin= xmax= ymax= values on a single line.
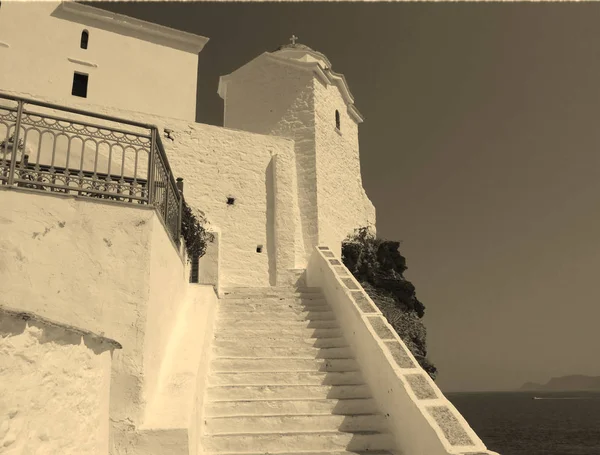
xmin=227 ymin=197 xmax=235 ymax=205
xmin=335 ymin=110 xmax=340 ymax=130
xmin=71 ymin=72 xmax=88 ymax=98
xmin=81 ymin=30 xmax=89 ymax=49
xmin=256 ymin=245 xmax=263 ymax=253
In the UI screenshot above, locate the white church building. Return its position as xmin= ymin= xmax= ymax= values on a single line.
xmin=0 ymin=3 xmax=498 ymax=455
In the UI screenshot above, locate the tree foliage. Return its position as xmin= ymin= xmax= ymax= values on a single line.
xmin=180 ymin=198 xmax=214 ymax=263
xmin=342 ymin=227 xmax=438 ymax=380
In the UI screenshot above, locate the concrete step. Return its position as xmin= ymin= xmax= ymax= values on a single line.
xmin=219 ymin=302 xmax=332 ymax=313
xmin=213 ymin=327 xmax=344 ymax=339
xmin=200 ymin=430 xmax=394 ymax=453
xmin=203 ymin=451 xmax=394 ymax=455
xmin=216 ymin=319 xmax=339 ymax=330
xmin=206 ymin=384 xmax=372 ymax=401
xmin=213 ymin=336 xmax=348 ymax=349
xmin=204 ymin=414 xmax=388 ymax=435
xmin=220 ymin=297 xmax=328 ymax=305
xmin=217 ymin=310 xmax=337 ymax=322
xmin=220 ymin=293 xmax=324 ymax=301
xmin=211 ymin=358 xmax=359 ymax=373
xmin=208 ymin=371 xmax=365 ymax=386
xmin=221 ymin=286 xmax=322 ymax=295
xmin=204 ymin=398 xmax=380 ymax=417
xmin=212 ymin=345 xmax=352 ymax=359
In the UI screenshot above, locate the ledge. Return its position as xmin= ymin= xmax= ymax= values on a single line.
xmin=0 ymin=304 xmax=123 ymax=350
xmin=68 ymin=57 xmax=98 ymax=68
xmin=0 ymin=42 xmax=9 ymax=48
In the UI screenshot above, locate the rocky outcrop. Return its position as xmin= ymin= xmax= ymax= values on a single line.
xmin=519 ymin=375 xmax=600 ymax=391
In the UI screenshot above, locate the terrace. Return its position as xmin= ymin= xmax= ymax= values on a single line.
xmin=0 ymin=92 xmax=182 ymax=247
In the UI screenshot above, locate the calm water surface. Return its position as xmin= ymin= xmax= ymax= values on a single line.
xmin=446 ymin=391 xmax=600 ymax=455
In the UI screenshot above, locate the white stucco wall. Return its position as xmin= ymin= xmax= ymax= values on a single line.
xmin=0 ymin=88 xmax=296 ymax=288
xmin=222 ymin=55 xmax=318 ymax=270
xmin=198 ymin=228 xmax=220 ymax=289
xmin=116 ymin=285 xmax=218 ymax=455
xmin=0 ymin=188 xmax=189 ymax=430
xmin=314 ymin=80 xmax=376 ymax=258
xmin=221 ymin=53 xmax=376 ymax=265
xmin=0 ymin=308 xmax=115 ymax=455
xmin=0 ymin=188 xmax=152 ymax=412
xmin=143 ymin=213 xmax=188 ymax=410
xmin=223 ymin=56 xmax=318 ymax=269
xmin=0 ymin=2 xmax=203 ymax=121
xmin=157 ymin=124 xmax=292 ymax=288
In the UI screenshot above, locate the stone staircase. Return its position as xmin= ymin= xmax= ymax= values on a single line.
xmin=201 ymin=287 xmax=396 ymax=455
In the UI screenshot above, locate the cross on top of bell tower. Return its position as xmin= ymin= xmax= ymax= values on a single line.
xmin=289 ymin=34 xmax=298 ymax=45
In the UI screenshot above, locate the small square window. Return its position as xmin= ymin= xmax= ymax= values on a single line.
xmin=72 ymin=72 xmax=88 ymax=98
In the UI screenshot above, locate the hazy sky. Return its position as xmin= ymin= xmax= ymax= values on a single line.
xmin=93 ymin=1 xmax=600 ymax=392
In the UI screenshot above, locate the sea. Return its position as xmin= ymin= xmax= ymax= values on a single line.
xmin=446 ymin=391 xmax=600 ymax=455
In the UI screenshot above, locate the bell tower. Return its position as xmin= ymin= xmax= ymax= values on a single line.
xmin=218 ymin=37 xmax=375 ymax=266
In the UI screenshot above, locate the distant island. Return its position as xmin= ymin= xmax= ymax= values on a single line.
xmin=519 ymin=375 xmax=600 ymax=392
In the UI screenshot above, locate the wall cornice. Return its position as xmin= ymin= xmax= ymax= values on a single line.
xmin=58 ymin=2 xmax=209 ymax=54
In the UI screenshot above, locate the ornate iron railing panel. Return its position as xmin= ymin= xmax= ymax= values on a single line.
xmin=0 ymin=92 xmax=181 ymax=246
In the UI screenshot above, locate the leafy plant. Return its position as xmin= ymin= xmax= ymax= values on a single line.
xmin=342 ymin=226 xmax=437 ymax=380
xmin=180 ymin=197 xmax=214 ymax=263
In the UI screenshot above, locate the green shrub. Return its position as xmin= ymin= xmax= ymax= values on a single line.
xmin=180 ymin=198 xmax=214 ymax=263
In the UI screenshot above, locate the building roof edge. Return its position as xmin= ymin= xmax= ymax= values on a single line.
xmin=59 ymin=2 xmax=210 ymax=54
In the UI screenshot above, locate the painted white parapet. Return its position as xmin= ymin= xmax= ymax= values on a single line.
xmin=306 ymin=246 xmax=499 ymax=455
xmin=0 ymin=188 xmax=190 ymax=440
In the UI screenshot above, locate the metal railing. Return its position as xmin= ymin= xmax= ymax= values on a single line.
xmin=0 ymin=92 xmax=182 ymax=246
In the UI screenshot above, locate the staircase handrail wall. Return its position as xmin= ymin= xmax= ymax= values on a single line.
xmin=306 ymin=246 xmax=498 ymax=455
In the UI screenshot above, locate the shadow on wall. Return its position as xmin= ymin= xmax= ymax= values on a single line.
xmin=0 ymin=306 xmax=122 ymax=356
xmin=266 ymin=157 xmax=276 ymax=286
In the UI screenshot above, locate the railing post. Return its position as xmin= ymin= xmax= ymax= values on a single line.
xmin=7 ymin=101 xmax=24 ymax=186
xmin=148 ymin=128 xmax=156 ymax=205
xmin=176 ymin=178 xmax=183 ymax=242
